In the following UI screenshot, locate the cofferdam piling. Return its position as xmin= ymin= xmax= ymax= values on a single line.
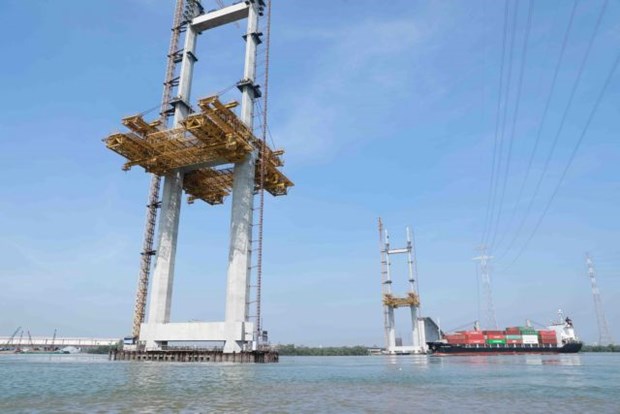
xmin=109 ymin=349 xmax=279 ymax=363
xmin=104 ymin=0 xmax=291 ymax=362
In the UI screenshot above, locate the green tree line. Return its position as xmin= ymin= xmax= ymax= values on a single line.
xmin=276 ymin=344 xmax=369 ymax=356
xmin=581 ymin=344 xmax=619 ymax=352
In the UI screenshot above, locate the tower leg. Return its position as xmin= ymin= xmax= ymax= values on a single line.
xmin=145 ymin=172 xmax=183 ymax=347
xmin=223 ymin=1 xmax=260 ymax=354
xmin=387 ymin=307 xmax=396 ymax=353
xmin=410 ymin=306 xmax=419 ymax=351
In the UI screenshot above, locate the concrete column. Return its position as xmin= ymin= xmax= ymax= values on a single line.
xmin=145 ymin=27 xmax=198 ymax=340
xmin=410 ymin=306 xmax=419 ymax=351
xmin=387 ymin=307 xmax=396 ymax=353
xmin=223 ymin=2 xmax=260 ymax=354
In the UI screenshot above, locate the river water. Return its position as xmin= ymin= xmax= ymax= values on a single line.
xmin=0 ymin=353 xmax=618 ymax=413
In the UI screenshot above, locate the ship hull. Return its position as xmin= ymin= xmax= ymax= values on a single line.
xmin=427 ymin=341 xmax=582 ymax=355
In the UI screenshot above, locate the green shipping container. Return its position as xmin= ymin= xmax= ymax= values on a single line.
xmin=505 ymin=335 xmax=522 ymax=339
xmin=486 ymin=339 xmax=506 ymax=344
xmin=519 ymin=330 xmax=537 ymax=335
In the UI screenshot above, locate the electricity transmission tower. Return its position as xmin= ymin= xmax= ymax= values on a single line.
xmin=585 ymin=253 xmax=614 ymax=345
xmin=474 ymin=245 xmax=498 ymax=329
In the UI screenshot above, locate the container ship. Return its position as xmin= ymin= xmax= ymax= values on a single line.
xmin=427 ymin=313 xmax=582 ymax=355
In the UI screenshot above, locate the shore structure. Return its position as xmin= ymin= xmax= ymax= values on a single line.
xmin=104 ymin=0 xmax=291 ymax=362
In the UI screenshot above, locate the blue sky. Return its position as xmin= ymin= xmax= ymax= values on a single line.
xmin=0 ymin=0 xmax=618 ymax=346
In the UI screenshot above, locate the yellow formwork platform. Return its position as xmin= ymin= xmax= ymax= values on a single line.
xmin=383 ymin=292 xmax=420 ymax=308
xmin=104 ymin=95 xmax=293 ymax=205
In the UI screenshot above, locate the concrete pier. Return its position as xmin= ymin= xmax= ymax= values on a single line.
xmin=109 ymin=349 xmax=279 ymax=363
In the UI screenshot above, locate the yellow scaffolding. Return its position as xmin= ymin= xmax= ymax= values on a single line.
xmin=383 ymin=292 xmax=420 ymax=308
xmin=104 ymin=95 xmax=293 ymax=205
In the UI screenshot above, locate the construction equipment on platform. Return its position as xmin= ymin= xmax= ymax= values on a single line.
xmin=383 ymin=292 xmax=420 ymax=308
xmin=104 ymin=95 xmax=292 ymax=205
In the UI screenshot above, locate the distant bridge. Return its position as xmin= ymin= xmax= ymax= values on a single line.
xmin=0 ymin=336 xmax=119 ymax=348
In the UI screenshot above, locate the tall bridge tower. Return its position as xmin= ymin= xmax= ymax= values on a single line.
xmin=104 ymin=0 xmax=292 ymax=354
xmin=378 ymin=219 xmax=425 ymax=354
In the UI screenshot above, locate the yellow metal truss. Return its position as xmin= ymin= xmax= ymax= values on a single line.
xmin=383 ymin=292 xmax=420 ymax=308
xmin=103 ymin=95 xmax=293 ymax=205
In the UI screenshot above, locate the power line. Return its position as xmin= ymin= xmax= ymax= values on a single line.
xmin=501 ymin=49 xmax=619 ymax=272
xmin=481 ymin=0 xmax=511 ymax=246
xmin=498 ymin=0 xmax=608 ymax=262
xmin=488 ymin=0 xmax=519 ymax=249
xmin=496 ymin=0 xmax=578 ymax=259
xmin=490 ymin=0 xmax=533 ymax=251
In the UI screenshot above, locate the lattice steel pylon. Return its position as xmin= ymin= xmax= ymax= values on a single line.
xmin=585 ymin=253 xmax=614 ymax=346
xmin=474 ymin=245 xmax=498 ymax=330
xmin=131 ymin=0 xmax=188 ymax=339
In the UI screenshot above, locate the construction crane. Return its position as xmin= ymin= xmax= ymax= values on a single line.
xmin=253 ymin=0 xmax=273 ymax=347
xmin=27 ymin=330 xmax=34 ymax=349
xmin=3 ymin=326 xmax=21 ymax=348
xmin=131 ymin=0 xmax=188 ymax=340
xmin=16 ymin=330 xmax=24 ymax=351
xmin=50 ymin=329 xmax=57 ymax=350
xmin=586 ymin=253 xmax=614 ymax=345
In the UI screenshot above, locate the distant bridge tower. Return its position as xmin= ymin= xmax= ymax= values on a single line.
xmin=585 ymin=253 xmax=614 ymax=345
xmin=474 ymin=245 xmax=498 ymax=329
xmin=378 ymin=218 xmax=424 ymax=354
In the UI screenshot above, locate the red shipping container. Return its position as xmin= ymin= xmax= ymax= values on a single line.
xmin=482 ymin=330 xmax=503 ymax=335
xmin=538 ymin=330 xmax=556 ymax=336
xmin=465 ymin=339 xmax=485 ymax=344
xmin=540 ymin=339 xmax=557 ymax=344
xmin=485 ymin=334 xmax=505 ymax=340
xmin=506 ymin=339 xmax=522 ymax=344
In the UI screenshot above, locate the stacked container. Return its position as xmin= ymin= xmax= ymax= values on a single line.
xmin=444 ymin=334 xmax=467 ymax=344
xmin=462 ymin=331 xmax=485 ymax=345
xmin=538 ymin=330 xmax=557 ymax=345
xmin=505 ymin=334 xmax=522 ymax=345
xmin=483 ymin=330 xmax=506 ymax=345
xmin=443 ymin=327 xmax=558 ymax=347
